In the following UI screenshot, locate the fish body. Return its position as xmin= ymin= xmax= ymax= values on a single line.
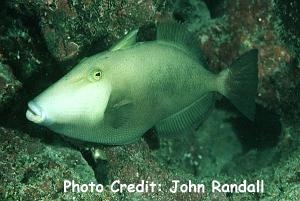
xmin=26 ymin=22 xmax=258 ymax=144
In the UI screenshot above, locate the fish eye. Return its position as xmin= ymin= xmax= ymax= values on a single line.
xmin=93 ymin=70 xmax=103 ymax=80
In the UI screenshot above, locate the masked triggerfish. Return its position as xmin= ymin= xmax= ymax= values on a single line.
xmin=26 ymin=22 xmax=258 ymax=144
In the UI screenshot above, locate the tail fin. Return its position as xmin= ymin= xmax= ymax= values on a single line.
xmin=219 ymin=49 xmax=258 ymax=121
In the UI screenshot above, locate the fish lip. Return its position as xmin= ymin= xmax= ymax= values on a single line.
xmin=26 ymin=101 xmax=47 ymax=125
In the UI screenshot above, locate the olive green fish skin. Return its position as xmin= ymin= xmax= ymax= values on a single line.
xmin=83 ymin=41 xmax=216 ymax=143
xmin=106 ymin=41 xmax=215 ymax=112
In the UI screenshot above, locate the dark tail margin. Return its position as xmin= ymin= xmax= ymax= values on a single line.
xmin=222 ymin=49 xmax=258 ymax=121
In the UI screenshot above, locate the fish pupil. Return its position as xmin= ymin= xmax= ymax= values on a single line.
xmin=93 ymin=70 xmax=102 ymax=80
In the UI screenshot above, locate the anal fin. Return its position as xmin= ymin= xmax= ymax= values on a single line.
xmin=155 ymin=92 xmax=215 ymax=137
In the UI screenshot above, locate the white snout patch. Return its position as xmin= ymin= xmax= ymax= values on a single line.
xmin=28 ymin=79 xmax=112 ymax=133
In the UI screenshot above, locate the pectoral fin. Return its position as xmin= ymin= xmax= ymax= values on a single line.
xmin=104 ymin=99 xmax=134 ymax=129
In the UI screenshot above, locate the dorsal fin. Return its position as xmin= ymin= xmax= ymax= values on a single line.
xmin=156 ymin=21 xmax=205 ymax=64
xmin=109 ymin=29 xmax=138 ymax=51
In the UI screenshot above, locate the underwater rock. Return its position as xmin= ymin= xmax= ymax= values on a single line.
xmin=0 ymin=63 xmax=21 ymax=111
xmin=273 ymin=0 xmax=300 ymax=119
xmin=0 ymin=127 xmax=216 ymax=200
xmin=275 ymin=0 xmax=300 ymax=51
xmin=153 ymin=109 xmax=243 ymax=177
xmin=181 ymin=0 xmax=300 ymax=117
xmin=0 ymin=10 xmax=51 ymax=81
xmin=0 ymin=127 xmax=101 ymax=200
xmin=102 ymin=140 xmax=206 ymax=200
xmin=1 ymin=0 xmax=300 ymax=200
xmin=8 ymin=0 xmax=157 ymax=61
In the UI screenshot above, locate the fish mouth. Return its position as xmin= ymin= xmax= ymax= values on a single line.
xmin=26 ymin=101 xmax=47 ymax=124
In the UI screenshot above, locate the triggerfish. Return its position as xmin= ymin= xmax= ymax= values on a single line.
xmin=26 ymin=22 xmax=258 ymax=144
